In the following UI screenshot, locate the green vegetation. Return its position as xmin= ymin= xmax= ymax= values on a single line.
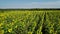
xmin=0 ymin=10 xmax=60 ymax=34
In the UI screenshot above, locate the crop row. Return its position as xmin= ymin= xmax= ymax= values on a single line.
xmin=0 ymin=11 xmax=60 ymax=34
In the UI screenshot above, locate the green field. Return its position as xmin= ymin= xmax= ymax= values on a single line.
xmin=0 ymin=10 xmax=60 ymax=34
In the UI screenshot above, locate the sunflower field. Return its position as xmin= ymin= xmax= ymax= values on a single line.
xmin=0 ymin=10 xmax=60 ymax=34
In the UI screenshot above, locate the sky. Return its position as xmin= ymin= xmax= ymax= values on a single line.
xmin=0 ymin=0 xmax=60 ymax=9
